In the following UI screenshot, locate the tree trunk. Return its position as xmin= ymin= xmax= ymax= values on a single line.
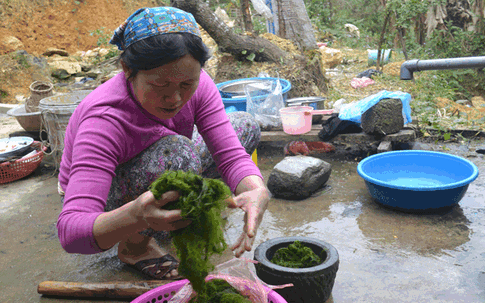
xmin=241 ymin=0 xmax=254 ymax=33
xmin=471 ymin=0 xmax=485 ymax=33
xmin=172 ymin=0 xmax=287 ymax=63
xmin=415 ymin=13 xmax=426 ymax=45
xmin=376 ymin=11 xmax=391 ymax=71
xmin=447 ymin=0 xmax=473 ymax=29
xmin=426 ymin=0 xmax=473 ymax=37
xmin=397 ymin=26 xmax=408 ymax=60
xmin=275 ymin=0 xmax=317 ymax=51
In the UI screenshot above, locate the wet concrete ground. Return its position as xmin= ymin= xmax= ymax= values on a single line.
xmin=1 ymin=124 xmax=485 ymax=302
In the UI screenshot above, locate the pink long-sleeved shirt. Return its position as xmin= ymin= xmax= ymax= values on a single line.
xmin=57 ymin=70 xmax=261 ymax=254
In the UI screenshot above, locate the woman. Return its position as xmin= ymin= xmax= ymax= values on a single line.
xmin=57 ymin=7 xmax=269 ymax=280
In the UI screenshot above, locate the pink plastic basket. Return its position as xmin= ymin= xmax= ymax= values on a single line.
xmin=131 ymin=279 xmax=288 ymax=303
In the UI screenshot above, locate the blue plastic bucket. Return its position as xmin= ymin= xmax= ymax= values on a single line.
xmin=216 ymin=77 xmax=292 ymax=112
xmin=367 ymin=49 xmax=392 ymax=66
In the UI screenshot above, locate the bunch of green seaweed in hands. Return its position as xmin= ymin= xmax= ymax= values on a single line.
xmin=149 ymin=170 xmax=240 ymax=299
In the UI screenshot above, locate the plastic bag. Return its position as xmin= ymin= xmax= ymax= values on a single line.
xmin=356 ymin=69 xmax=382 ymax=79
xmin=350 ymin=77 xmax=375 ymax=89
xmin=331 ymin=98 xmax=346 ymax=112
xmin=169 ymin=258 xmax=293 ymax=303
xmin=318 ymin=113 xmax=362 ymax=141
xmin=251 ymin=0 xmax=273 ymax=20
xmin=338 ymin=90 xmax=412 ymax=124
xmin=246 ymin=78 xmax=285 ymax=131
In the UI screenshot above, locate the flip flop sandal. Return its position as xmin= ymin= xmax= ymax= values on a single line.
xmin=126 ymin=254 xmax=182 ymax=280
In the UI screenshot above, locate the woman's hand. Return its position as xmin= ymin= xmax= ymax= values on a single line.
xmin=133 ymin=190 xmax=192 ymax=232
xmin=93 ymin=190 xmax=191 ymax=251
xmin=228 ymin=177 xmax=270 ymax=257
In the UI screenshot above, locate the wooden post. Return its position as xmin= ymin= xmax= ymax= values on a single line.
xmin=37 ymin=280 xmax=172 ymax=299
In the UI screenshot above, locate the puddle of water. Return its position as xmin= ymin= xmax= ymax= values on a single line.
xmin=224 ymin=148 xmax=485 ymax=302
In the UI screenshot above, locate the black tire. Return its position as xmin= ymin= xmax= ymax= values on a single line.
xmin=254 ymin=236 xmax=339 ymax=303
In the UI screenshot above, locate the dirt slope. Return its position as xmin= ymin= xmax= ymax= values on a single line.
xmin=0 ymin=0 xmax=139 ymax=55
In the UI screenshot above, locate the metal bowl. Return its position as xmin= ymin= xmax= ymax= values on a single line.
xmin=357 ymin=150 xmax=479 ymax=212
xmin=7 ymin=104 xmax=42 ymax=132
xmin=0 ymin=136 xmax=34 ymax=158
xmin=218 ymin=79 xmax=273 ymax=98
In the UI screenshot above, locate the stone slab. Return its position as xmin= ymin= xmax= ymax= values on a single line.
xmin=381 ymin=129 xmax=416 ymax=142
xmin=377 ymin=141 xmax=392 ymax=153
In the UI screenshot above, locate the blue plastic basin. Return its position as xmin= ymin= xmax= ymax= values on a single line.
xmin=216 ymin=77 xmax=292 ymax=112
xmin=357 ymin=150 xmax=479 ymax=212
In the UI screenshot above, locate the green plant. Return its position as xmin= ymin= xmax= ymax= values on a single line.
xmin=443 ymin=132 xmax=451 ymax=141
xmin=252 ymin=15 xmax=267 ymax=35
xmin=105 ymin=48 xmax=119 ymax=59
xmin=90 ymin=26 xmax=111 ymax=47
xmin=0 ymin=89 xmax=8 ymax=99
xmin=241 ymin=50 xmax=255 ymax=62
xmin=454 ymin=132 xmax=469 ymax=143
xmin=13 ymin=52 xmax=30 ymax=69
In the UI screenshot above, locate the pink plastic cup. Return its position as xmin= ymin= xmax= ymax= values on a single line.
xmin=279 ymin=106 xmax=333 ymax=135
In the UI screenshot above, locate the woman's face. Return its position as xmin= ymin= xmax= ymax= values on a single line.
xmin=124 ymin=54 xmax=201 ymax=120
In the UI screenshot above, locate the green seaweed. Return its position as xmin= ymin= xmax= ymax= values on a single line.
xmin=270 ymin=241 xmax=322 ymax=268
xmin=189 ymin=279 xmax=251 ymax=303
xmin=150 ymin=171 xmax=247 ymax=301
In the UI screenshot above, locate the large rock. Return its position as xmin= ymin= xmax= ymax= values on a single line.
xmin=43 ymin=48 xmax=69 ymax=57
xmin=15 ymin=50 xmax=49 ymax=70
xmin=267 ymin=156 xmax=332 ymax=200
xmin=48 ymin=60 xmax=82 ymax=75
xmin=471 ymin=96 xmax=485 ymax=108
xmin=361 ymin=98 xmax=403 ymax=136
xmin=1 ymin=36 xmax=24 ymax=53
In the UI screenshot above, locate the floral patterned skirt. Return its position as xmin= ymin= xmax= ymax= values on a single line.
xmin=103 ymin=111 xmax=261 ymax=239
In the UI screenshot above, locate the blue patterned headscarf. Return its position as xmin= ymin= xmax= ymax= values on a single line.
xmin=110 ymin=7 xmax=201 ymax=51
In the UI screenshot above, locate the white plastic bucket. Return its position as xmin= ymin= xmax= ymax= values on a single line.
xmin=367 ymin=49 xmax=392 ymax=66
xmin=39 ymin=90 xmax=92 ymax=167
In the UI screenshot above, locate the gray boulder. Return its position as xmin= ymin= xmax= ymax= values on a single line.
xmin=267 ymin=156 xmax=332 ymax=200
xmin=361 ymin=98 xmax=403 ymax=136
xmin=15 ymin=50 xmax=49 ymax=70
